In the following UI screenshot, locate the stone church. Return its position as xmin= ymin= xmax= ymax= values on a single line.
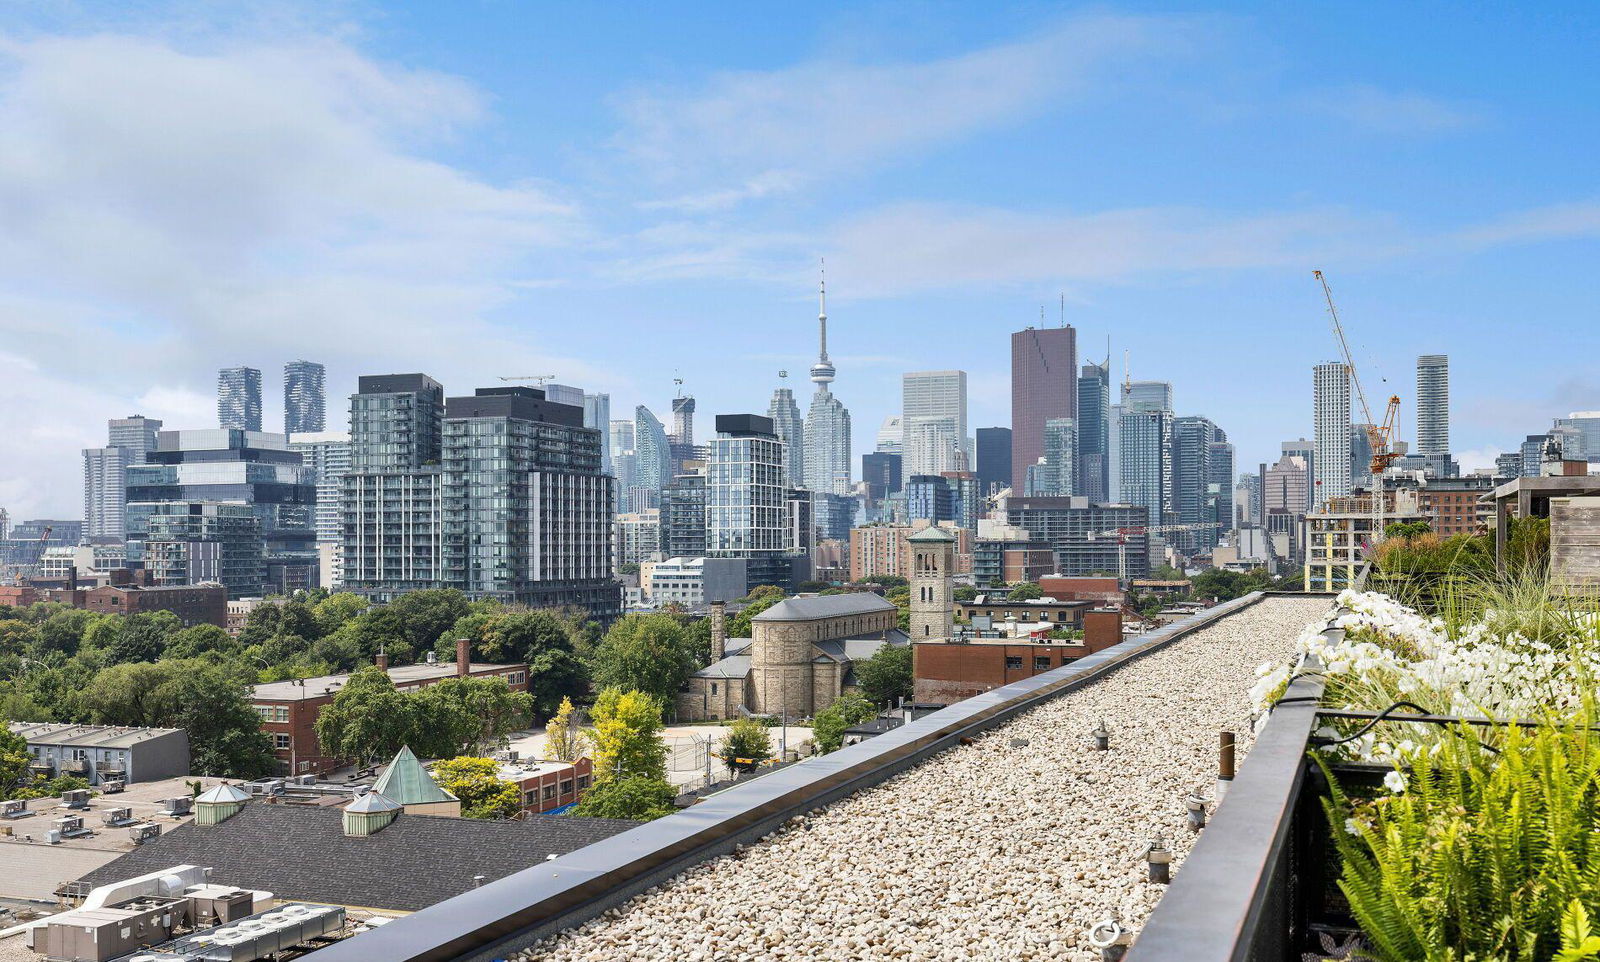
xmin=675 ymin=593 xmax=905 ymax=722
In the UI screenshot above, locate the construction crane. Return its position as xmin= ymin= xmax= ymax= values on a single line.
xmin=11 ymin=524 xmax=52 ymax=584
xmin=1314 ymin=270 xmax=1402 ymax=535
xmin=499 ymin=375 xmax=556 ymax=388
xmin=1085 ymin=522 xmax=1226 ymax=585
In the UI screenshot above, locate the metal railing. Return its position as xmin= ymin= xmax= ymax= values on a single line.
xmin=311 ymin=592 xmax=1287 ymax=962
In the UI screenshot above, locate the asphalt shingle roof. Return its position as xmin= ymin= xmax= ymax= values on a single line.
xmin=74 ymin=804 xmax=641 ymax=912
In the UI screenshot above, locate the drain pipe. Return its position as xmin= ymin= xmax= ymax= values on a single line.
xmin=1216 ymin=730 xmax=1236 ymax=800
xmin=1145 ymin=836 xmax=1172 ymax=884
xmin=1091 ymin=720 xmax=1111 ymax=751
xmin=1184 ymin=792 xmax=1209 ymax=832
xmin=1088 ymin=919 xmax=1133 ymax=961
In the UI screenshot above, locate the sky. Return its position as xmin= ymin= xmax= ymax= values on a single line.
xmin=2 ymin=1 xmax=1598 ymax=520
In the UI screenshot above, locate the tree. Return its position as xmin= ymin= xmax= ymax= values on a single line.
xmin=79 ymin=660 xmax=274 ymax=778
xmin=744 ymin=585 xmax=785 ymax=602
xmin=545 ymin=696 xmax=582 ymax=762
xmin=415 ymin=677 xmax=534 ymax=756
xmin=1150 ymin=564 xmax=1187 ymax=581
xmin=165 ymin=624 xmax=239 ymax=660
xmin=314 ymin=667 xmax=416 ymax=767
xmin=587 ymin=688 xmax=667 ymax=782
xmin=571 ymin=774 xmax=676 ymax=821
xmin=1190 ymin=568 xmax=1270 ymax=603
xmin=313 ymin=593 xmax=369 ymax=637
xmin=1007 ymin=582 xmax=1043 ymax=601
xmin=884 ymin=587 xmax=911 ymax=631
xmin=721 ymin=718 xmax=772 ymax=774
xmin=728 ymin=594 xmax=784 ymax=638
xmin=387 ymin=589 xmax=472 ymax=653
xmin=811 ymin=692 xmax=878 ymax=754
xmin=953 ymin=584 xmax=979 ymax=603
xmin=1 ymin=719 xmax=30 ymax=799
xmin=471 ymin=611 xmax=588 ymax=720
xmin=430 ymin=756 xmax=522 ymax=819
xmin=588 ymin=614 xmax=697 ymax=703
xmin=855 ymin=645 xmax=913 ymax=707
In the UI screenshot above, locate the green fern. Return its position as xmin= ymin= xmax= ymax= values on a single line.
xmin=1320 ymin=700 xmax=1600 ymax=962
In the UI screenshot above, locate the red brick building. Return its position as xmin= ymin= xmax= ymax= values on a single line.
xmin=250 ymin=640 xmax=529 ymax=775
xmin=499 ymin=757 xmax=595 ymax=815
xmin=82 ymin=584 xmax=228 ymax=627
xmin=1411 ymin=477 xmax=1496 ymax=537
xmin=1037 ymin=576 xmax=1125 ymax=605
xmin=913 ymin=608 xmax=1123 ymax=704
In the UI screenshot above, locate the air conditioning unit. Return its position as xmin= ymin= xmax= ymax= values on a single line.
xmin=262 ymin=779 xmax=285 ymax=795
xmin=61 ymin=789 xmax=90 ymax=809
xmin=160 ymin=797 xmax=192 ymax=816
xmin=293 ymin=774 xmax=316 ymax=786
xmin=131 ymin=823 xmax=162 ymax=844
xmin=1 ymin=799 xmax=28 ymax=819
xmin=100 ymin=779 xmax=126 ymax=794
xmin=102 ymin=807 xmax=134 ymax=826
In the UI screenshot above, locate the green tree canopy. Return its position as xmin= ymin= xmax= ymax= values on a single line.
xmin=165 ymin=624 xmax=239 ymax=660
xmin=727 ymin=594 xmax=783 ymax=638
xmin=414 ymin=677 xmax=534 ymax=757
xmin=545 ymin=696 xmax=582 ymax=762
xmin=1007 ymin=582 xmax=1043 ymax=601
xmin=811 ymin=692 xmax=878 ymax=754
xmin=313 ymin=666 xmax=415 ymax=767
xmin=1 ymin=719 xmax=30 ymax=799
xmin=79 ymin=659 xmax=274 ymax=778
xmin=721 ymin=718 xmax=772 ymax=774
xmin=571 ymin=774 xmax=676 ymax=821
xmin=587 ymin=688 xmax=667 ymax=783
xmin=588 ymin=614 xmax=697 ymax=703
xmin=430 ymin=756 xmax=522 ymax=819
xmin=854 ymin=645 xmax=913 ymax=707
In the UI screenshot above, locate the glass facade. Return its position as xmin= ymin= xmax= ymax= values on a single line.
xmin=217 ymin=367 xmax=263 ymax=432
xmin=139 ymin=501 xmax=264 ymax=597
xmin=708 ymin=434 xmax=787 ymax=555
xmin=660 ymin=474 xmax=708 ymax=558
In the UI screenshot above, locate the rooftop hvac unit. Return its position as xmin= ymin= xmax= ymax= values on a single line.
xmin=53 ymin=814 xmax=90 ymax=837
xmin=101 ymin=778 xmax=126 ymax=794
xmin=102 ymin=807 xmax=135 ymax=826
xmin=262 ymin=779 xmax=285 ymax=795
xmin=293 ymin=774 xmax=316 ymax=786
xmin=45 ymin=829 xmax=61 ymax=844
xmin=1 ymin=799 xmax=28 ymax=819
xmin=130 ymin=823 xmax=162 ymax=844
xmin=61 ymin=788 xmax=90 ymax=808
xmin=159 ymin=796 xmax=192 ymax=816
xmin=494 ymin=750 xmax=519 ymax=764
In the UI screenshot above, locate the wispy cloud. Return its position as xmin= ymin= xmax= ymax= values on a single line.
xmin=1312 ymin=83 xmax=1484 ymax=135
xmin=610 ymin=14 xmax=1203 ymax=204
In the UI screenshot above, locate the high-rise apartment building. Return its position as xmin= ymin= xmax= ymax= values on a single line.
xmin=343 ymin=375 xmax=448 ymax=598
xmin=1010 ymin=327 xmax=1076 ymax=487
xmin=544 ymin=383 xmax=586 ymax=408
xmin=669 ymin=394 xmax=699 ymax=474
xmin=82 ymin=447 xmax=132 ymax=539
xmin=1005 ymin=496 xmax=1151 ymax=578
xmin=1313 ymin=362 xmax=1353 ymax=507
xmin=1037 ymin=418 xmax=1076 ymax=497
xmin=804 ymin=278 xmax=852 ymax=496
xmin=217 ymin=367 xmax=264 ymax=432
xmin=108 ymin=416 xmax=162 ymax=462
xmin=1173 ymin=416 xmax=1225 ymax=550
xmin=905 ymin=475 xmax=958 ymax=525
xmin=660 ymin=474 xmax=708 ymax=558
xmin=708 ymin=414 xmax=794 ymax=590
xmin=440 ymin=387 xmax=615 ymax=615
xmin=1107 ymin=403 xmax=1125 ymax=500
xmin=1119 ymin=408 xmax=1173 ymax=526
xmin=287 ymin=431 xmax=351 ymax=548
xmin=861 ymin=452 xmax=903 ymax=508
xmin=284 ymin=360 xmax=327 ymax=435
xmin=974 ymin=427 xmax=1012 ymax=494
xmin=767 ymin=374 xmax=805 ymax=489
xmin=614 ymin=510 xmax=661 ymax=571
xmin=582 ymin=393 xmax=611 ymax=474
xmin=1076 ymin=360 xmax=1111 ymax=502
xmin=1415 ymin=355 xmax=1449 ymax=457
xmin=1208 ymin=438 xmax=1235 ymax=537
xmin=875 ymin=416 xmax=903 ymax=454
xmin=140 ymin=501 xmax=265 ymax=597
xmin=633 ymin=406 xmax=672 ymax=508
xmin=1264 ymin=453 xmax=1311 ymax=515
xmin=903 ymin=370 xmax=967 ymax=476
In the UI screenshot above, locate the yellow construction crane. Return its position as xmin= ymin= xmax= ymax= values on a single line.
xmin=1314 ymin=271 xmax=1401 ymax=477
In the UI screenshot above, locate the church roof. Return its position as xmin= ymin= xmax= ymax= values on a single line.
xmin=908 ymin=525 xmax=958 ymax=543
xmin=373 ymin=746 xmax=458 ymax=805
xmin=753 ymin=593 xmax=896 ymax=622
xmin=813 ymin=638 xmax=895 ymax=664
xmin=693 ymin=654 xmax=753 ymax=679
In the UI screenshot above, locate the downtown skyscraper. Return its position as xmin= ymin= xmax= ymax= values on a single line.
xmin=1313 ymin=362 xmax=1353 ymax=507
xmin=1076 ymin=359 xmax=1111 ymax=502
xmin=767 ymin=371 xmax=805 ymax=489
xmin=1416 ymin=355 xmax=1449 ymax=457
xmin=803 ymin=273 xmax=851 ymax=495
xmin=903 ymin=370 xmax=967 ymax=477
xmin=1010 ymin=325 xmax=1076 ymax=489
xmin=217 ymin=366 xmax=263 ymax=432
xmin=284 ymin=360 xmax=326 ymax=434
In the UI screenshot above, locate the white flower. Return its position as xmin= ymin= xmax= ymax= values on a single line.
xmin=1383 ymin=770 xmax=1408 ymax=794
xmin=1344 ymin=818 xmax=1363 ymax=836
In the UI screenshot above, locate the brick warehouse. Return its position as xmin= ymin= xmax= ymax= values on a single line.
xmin=250 ymin=639 xmax=528 ymax=775
xmin=912 ymin=608 xmax=1123 ymax=705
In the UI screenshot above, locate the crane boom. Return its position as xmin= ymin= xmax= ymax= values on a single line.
xmin=1314 ymin=271 xmax=1401 ymax=477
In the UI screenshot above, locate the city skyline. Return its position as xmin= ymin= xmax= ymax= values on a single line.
xmin=4 ymin=4 xmax=1600 ymax=517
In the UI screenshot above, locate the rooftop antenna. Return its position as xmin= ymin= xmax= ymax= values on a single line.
xmin=1060 ymin=292 xmax=1066 ymax=328
xmin=1105 ymin=335 xmax=1111 ymax=370
xmin=1123 ymin=349 xmax=1131 ymax=394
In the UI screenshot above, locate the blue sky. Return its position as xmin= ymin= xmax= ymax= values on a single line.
xmin=2 ymin=1 xmax=1597 ymax=517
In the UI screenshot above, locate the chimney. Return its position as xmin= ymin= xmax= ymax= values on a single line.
xmin=456 ymin=638 xmax=471 ymax=677
xmin=375 ymin=648 xmax=389 ymax=672
xmin=709 ymin=601 xmax=727 ymax=661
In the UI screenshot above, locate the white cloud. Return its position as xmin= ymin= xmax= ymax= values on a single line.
xmin=611 ymin=14 xmax=1200 ymax=202
xmin=0 ymin=29 xmax=594 ymax=518
xmin=1313 ymin=83 xmax=1483 ymax=135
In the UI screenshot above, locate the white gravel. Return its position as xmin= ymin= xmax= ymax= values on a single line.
xmin=517 ymin=597 xmax=1331 ymax=962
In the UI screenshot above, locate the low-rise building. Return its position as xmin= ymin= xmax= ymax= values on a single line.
xmin=498 ymin=757 xmax=595 ymax=815
xmin=1304 ymin=488 xmax=1428 ymax=591
xmin=10 ymin=723 xmax=189 ymax=785
xmin=912 ymin=609 xmax=1123 ymax=705
xmin=82 ymin=583 xmax=228 ymax=628
xmin=1036 ymin=576 xmax=1124 ymax=605
xmin=646 ymin=557 xmax=747 ymax=608
xmin=955 ymin=595 xmax=1091 ymax=630
xmin=249 ymin=642 xmax=528 ymax=776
